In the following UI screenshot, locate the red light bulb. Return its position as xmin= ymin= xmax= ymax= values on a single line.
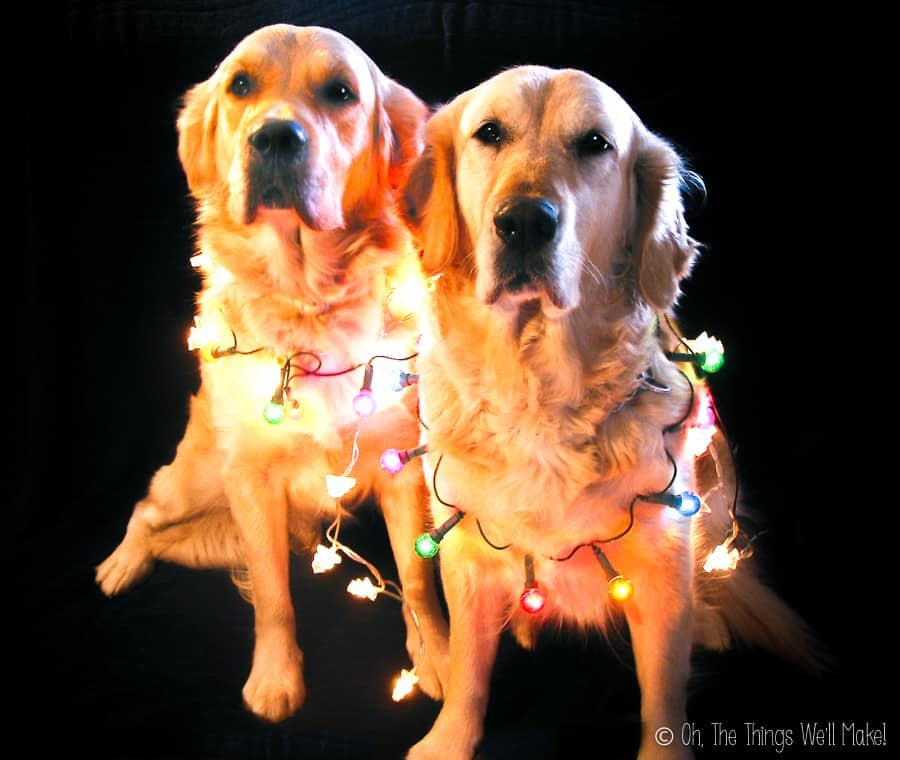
xmin=520 ymin=586 xmax=546 ymax=614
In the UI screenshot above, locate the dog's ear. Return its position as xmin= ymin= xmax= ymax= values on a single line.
xmin=177 ymin=77 xmax=220 ymax=196
xmin=401 ymin=106 xmax=465 ymax=276
xmin=630 ymin=130 xmax=701 ymax=311
xmin=378 ymin=77 xmax=428 ymax=190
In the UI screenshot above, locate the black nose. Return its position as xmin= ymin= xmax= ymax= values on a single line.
xmin=249 ymin=120 xmax=307 ymax=158
xmin=494 ymin=197 xmax=559 ymax=252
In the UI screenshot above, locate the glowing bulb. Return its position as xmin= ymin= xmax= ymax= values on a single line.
xmin=325 ymin=474 xmax=357 ymax=499
xmin=643 ymin=490 xmax=702 ymax=516
xmin=187 ymin=317 xmax=208 ymax=351
xmin=263 ymin=400 xmax=286 ymax=425
xmin=413 ymin=511 xmax=463 ymax=558
xmin=685 ymin=425 xmax=715 ymax=458
xmin=352 ymin=364 xmax=378 ymax=417
xmin=380 ymin=448 xmax=405 ymax=474
xmin=700 ymin=349 xmax=724 ymax=374
xmin=380 ymin=444 xmax=428 ymax=474
xmin=519 ymin=586 xmax=547 ymax=614
xmin=674 ymin=491 xmax=702 ymax=517
xmin=352 ymin=388 xmax=376 ymax=417
xmin=187 ymin=316 xmax=220 ymax=362
xmin=190 ymin=252 xmax=211 ymax=270
xmin=607 ymin=575 xmax=634 ymax=601
xmin=311 ymin=544 xmax=342 ymax=574
xmin=703 ymin=542 xmax=740 ymax=572
xmin=414 ymin=533 xmax=440 ymax=559
xmin=687 ymin=332 xmax=725 ymax=374
xmin=347 ymin=577 xmax=379 ymax=601
xmin=592 ymin=545 xmax=632 ymax=601
xmin=392 ymin=668 xmax=420 ymax=702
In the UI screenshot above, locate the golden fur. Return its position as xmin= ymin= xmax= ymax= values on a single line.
xmin=402 ymin=66 xmax=816 ymax=760
xmin=95 ymin=24 xmax=449 ymax=722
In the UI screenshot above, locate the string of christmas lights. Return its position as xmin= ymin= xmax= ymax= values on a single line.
xmin=382 ymin=319 xmax=754 ymax=617
xmin=662 ymin=315 xmax=758 ymax=570
xmin=187 ymin=242 xmax=756 ymax=701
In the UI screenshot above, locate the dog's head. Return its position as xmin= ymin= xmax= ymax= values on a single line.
xmin=404 ymin=66 xmax=699 ymax=316
xmin=178 ymin=24 xmax=425 ymax=232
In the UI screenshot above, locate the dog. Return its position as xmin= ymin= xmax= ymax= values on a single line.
xmin=95 ymin=24 xmax=449 ymax=723
xmin=401 ymin=65 xmax=819 ymax=759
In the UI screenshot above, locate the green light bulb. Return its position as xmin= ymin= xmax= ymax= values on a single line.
xmin=700 ymin=349 xmax=724 ymax=374
xmin=414 ymin=533 xmax=439 ymax=559
xmin=263 ymin=401 xmax=286 ymax=425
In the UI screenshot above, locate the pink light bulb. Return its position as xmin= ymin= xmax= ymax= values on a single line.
xmin=380 ymin=448 xmax=405 ymax=474
xmin=352 ymin=388 xmax=377 ymax=417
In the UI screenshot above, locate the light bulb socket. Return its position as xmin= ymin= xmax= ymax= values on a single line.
xmin=591 ymin=545 xmax=616 ymax=577
xmin=393 ymin=371 xmax=419 ymax=391
xmin=361 ymin=362 xmax=375 ymax=391
xmin=432 ymin=509 xmax=463 ymax=541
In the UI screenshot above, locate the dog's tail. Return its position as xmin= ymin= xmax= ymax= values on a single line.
xmin=690 ymin=431 xmax=829 ymax=672
xmin=693 ymin=565 xmax=829 ymax=674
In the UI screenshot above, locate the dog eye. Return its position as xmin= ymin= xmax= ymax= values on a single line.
xmin=320 ymin=79 xmax=358 ymax=106
xmin=474 ymin=121 xmax=503 ymax=146
xmin=576 ymin=130 xmax=614 ymax=157
xmin=228 ymin=72 xmax=254 ymax=98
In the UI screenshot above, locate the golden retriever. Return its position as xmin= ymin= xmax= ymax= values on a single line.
xmin=402 ymin=66 xmax=818 ymax=759
xmin=95 ymin=24 xmax=449 ymax=723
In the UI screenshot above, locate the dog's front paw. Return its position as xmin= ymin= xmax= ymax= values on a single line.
xmin=407 ymin=714 xmax=481 ymax=760
xmin=95 ymin=536 xmax=155 ymax=596
xmin=243 ymin=638 xmax=306 ymax=722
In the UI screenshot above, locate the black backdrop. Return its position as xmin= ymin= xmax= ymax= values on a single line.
xmin=14 ymin=2 xmax=885 ymax=759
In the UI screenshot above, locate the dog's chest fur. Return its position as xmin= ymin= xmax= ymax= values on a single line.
xmin=420 ymin=286 xmax=696 ymax=625
xmin=193 ymin=220 xmax=419 ymax=505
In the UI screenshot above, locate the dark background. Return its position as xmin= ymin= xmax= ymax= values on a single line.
xmin=14 ymin=2 xmax=884 ymax=759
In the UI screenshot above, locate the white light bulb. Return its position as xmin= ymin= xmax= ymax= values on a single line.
xmin=347 ymin=577 xmax=379 ymax=601
xmin=311 ymin=544 xmax=342 ymax=574
xmin=325 ymin=474 xmax=357 ymax=499
xmin=391 ymin=668 xmax=419 ymax=702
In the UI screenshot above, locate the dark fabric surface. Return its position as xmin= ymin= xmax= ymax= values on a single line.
xmin=14 ymin=3 xmax=884 ymax=759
